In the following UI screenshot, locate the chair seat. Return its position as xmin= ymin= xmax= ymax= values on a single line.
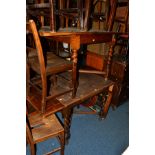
xmin=28 ymin=52 xmax=72 ymax=75
xmin=27 ymin=86 xmax=66 ymax=116
xmin=28 ymin=111 xmax=64 ymax=143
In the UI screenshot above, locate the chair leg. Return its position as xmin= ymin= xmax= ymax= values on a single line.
xmin=100 ymin=84 xmax=114 ymax=119
xmin=30 ymin=144 xmax=36 ymax=155
xmin=60 ymin=132 xmax=65 ymax=155
xmin=27 ymin=137 xmax=36 ymax=155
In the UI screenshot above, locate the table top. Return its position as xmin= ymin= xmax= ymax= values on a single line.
xmin=56 ymin=72 xmax=114 ymax=107
xmin=40 ymin=72 xmax=114 ymax=117
xmin=39 ymin=27 xmax=128 ymax=45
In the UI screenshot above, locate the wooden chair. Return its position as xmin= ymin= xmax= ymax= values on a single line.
xmin=113 ymin=2 xmax=129 ymax=59
xmin=26 ymin=0 xmax=91 ymax=31
xmin=26 ymin=111 xmax=65 ymax=155
xmin=89 ymin=0 xmax=110 ymax=30
xmin=26 ymin=19 xmax=74 ymax=114
xmin=114 ymin=0 xmax=129 ymax=32
xmin=89 ymin=0 xmax=118 ymax=31
xmin=113 ymin=0 xmax=129 ymax=56
xmin=89 ymin=0 xmax=128 ymax=32
xmin=55 ymin=0 xmax=91 ymax=31
xmin=26 ymin=0 xmax=61 ymax=31
xmin=26 ymin=0 xmax=91 ymax=59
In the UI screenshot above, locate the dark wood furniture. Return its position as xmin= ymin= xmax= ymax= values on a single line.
xmin=26 ymin=0 xmax=129 ymax=143
xmin=26 ymin=20 xmax=74 ymax=114
xmin=89 ymin=0 xmax=111 ymax=30
xmin=26 ymin=0 xmax=91 ymax=59
xmin=75 ymin=34 xmax=128 ymax=109
xmin=55 ymin=0 xmax=91 ymax=31
xmin=89 ymin=0 xmax=129 ymax=32
xmin=39 ymin=29 xmax=118 ymax=92
xmin=27 ymin=0 xmax=56 ymax=33
xmin=26 ymin=20 xmax=119 ymax=142
xmin=110 ymin=58 xmax=129 ymax=108
xmin=84 ymin=34 xmax=129 ymax=108
xmin=111 ymin=0 xmax=129 ymax=106
xmin=26 ymin=0 xmax=123 ymax=32
xmin=110 ymin=34 xmax=129 ymax=107
xmin=114 ymin=0 xmax=129 ymax=32
xmin=52 ymin=0 xmax=91 ymax=58
xmin=26 ymin=111 xmax=65 ymax=155
xmin=89 ymin=0 xmax=121 ymax=31
xmin=26 ymin=0 xmax=91 ymax=31
xmin=38 ymin=27 xmax=121 ymax=142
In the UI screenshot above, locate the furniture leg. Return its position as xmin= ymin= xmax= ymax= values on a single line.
xmin=59 ymin=132 xmax=65 ymax=155
xmin=72 ymin=49 xmax=78 ymax=98
xmin=100 ymin=84 xmax=114 ymax=119
xmin=59 ymin=0 xmax=65 ymax=28
xmin=83 ymin=0 xmax=91 ymax=31
xmin=70 ymin=35 xmax=80 ymax=98
xmin=62 ymin=107 xmax=73 ymax=144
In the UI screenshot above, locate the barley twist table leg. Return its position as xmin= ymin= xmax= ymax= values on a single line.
xmin=62 ymin=107 xmax=73 ymax=144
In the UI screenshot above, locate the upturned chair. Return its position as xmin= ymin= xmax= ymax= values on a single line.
xmin=113 ymin=0 xmax=129 ymax=56
xmin=89 ymin=0 xmax=110 ymax=30
xmin=114 ymin=0 xmax=129 ymax=33
xmin=55 ymin=0 xmax=91 ymax=31
xmin=26 ymin=0 xmax=57 ymax=31
xmin=26 ymin=111 xmax=65 ymax=155
xmin=26 ymin=0 xmax=91 ymax=59
xmin=26 ymin=19 xmax=74 ymax=114
xmin=26 ymin=0 xmax=91 ymax=31
xmin=108 ymin=0 xmax=129 ymax=32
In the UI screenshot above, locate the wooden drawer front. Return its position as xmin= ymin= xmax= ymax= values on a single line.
xmin=86 ymin=51 xmax=104 ymax=71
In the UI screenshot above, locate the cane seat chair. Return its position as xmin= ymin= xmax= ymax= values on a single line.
xmin=26 ymin=111 xmax=65 ymax=155
xmin=26 ymin=19 xmax=74 ymax=114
